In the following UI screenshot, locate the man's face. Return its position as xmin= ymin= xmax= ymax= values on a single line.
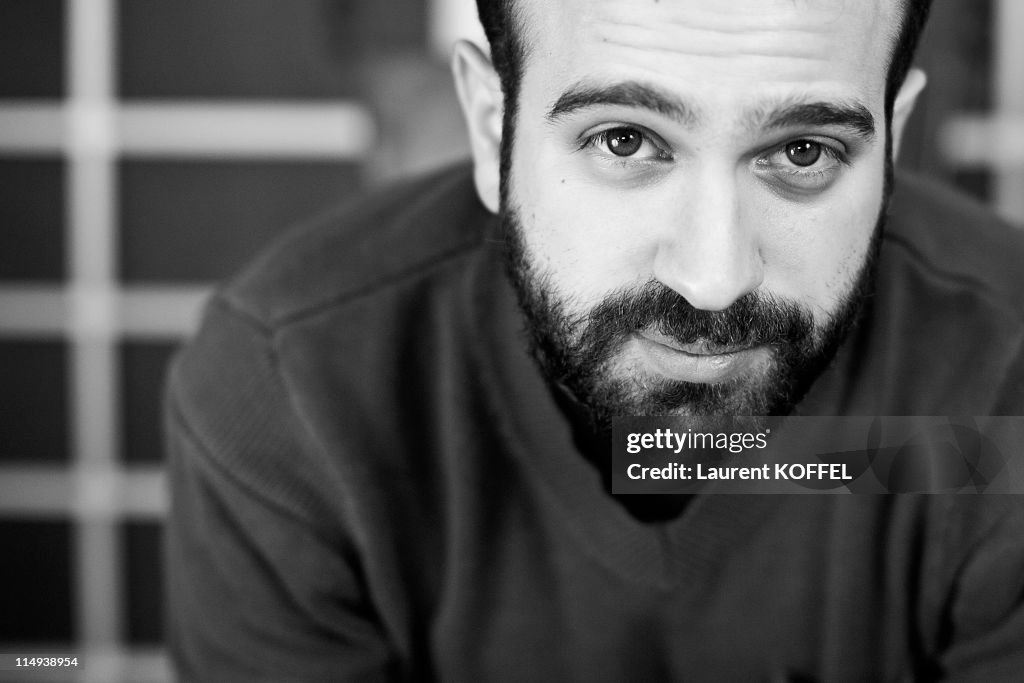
xmin=496 ymin=0 xmax=899 ymax=423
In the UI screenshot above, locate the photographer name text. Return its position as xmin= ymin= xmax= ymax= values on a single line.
xmin=626 ymin=462 xmax=853 ymax=481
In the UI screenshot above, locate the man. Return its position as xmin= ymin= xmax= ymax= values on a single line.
xmin=166 ymin=0 xmax=1024 ymax=680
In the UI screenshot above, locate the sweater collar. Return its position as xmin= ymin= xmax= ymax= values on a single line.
xmin=463 ymin=221 xmax=778 ymax=588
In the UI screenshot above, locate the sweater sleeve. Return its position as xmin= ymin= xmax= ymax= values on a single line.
xmin=164 ymin=296 xmax=400 ymax=682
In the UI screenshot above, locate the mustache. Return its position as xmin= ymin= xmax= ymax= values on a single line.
xmin=574 ymin=280 xmax=816 ymax=352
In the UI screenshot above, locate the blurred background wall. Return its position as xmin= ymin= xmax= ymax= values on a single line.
xmin=0 ymin=1 xmax=1021 ymax=681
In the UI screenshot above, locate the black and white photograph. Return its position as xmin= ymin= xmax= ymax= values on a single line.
xmin=1 ymin=0 xmax=1024 ymax=681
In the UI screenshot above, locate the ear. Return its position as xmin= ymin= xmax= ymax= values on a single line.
xmin=452 ymin=40 xmax=503 ymax=214
xmin=890 ymin=67 xmax=926 ymax=161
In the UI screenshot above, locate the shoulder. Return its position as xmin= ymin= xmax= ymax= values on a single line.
xmin=165 ymin=163 xmax=494 ymax=516
xmin=884 ymin=171 xmax=1024 ymax=319
xmin=861 ymin=173 xmax=1024 ymax=412
xmin=220 ymin=162 xmax=491 ymax=329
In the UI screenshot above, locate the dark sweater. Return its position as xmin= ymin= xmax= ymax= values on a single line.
xmin=166 ymin=164 xmax=1024 ymax=681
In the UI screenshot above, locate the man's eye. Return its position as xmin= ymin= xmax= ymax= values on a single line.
xmin=583 ymin=126 xmax=670 ymax=162
xmin=769 ymin=138 xmax=842 ymax=171
xmin=605 ymin=128 xmax=643 ymax=157
xmin=785 ymin=140 xmax=822 ymax=167
xmin=756 ymin=137 xmax=847 ymax=192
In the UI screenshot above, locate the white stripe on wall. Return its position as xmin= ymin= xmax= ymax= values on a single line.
xmin=0 ymin=286 xmax=210 ymax=338
xmin=67 ymin=2 xmax=122 ymax=680
xmin=995 ymin=0 xmax=1024 ymax=223
xmin=0 ymin=102 xmax=376 ymax=159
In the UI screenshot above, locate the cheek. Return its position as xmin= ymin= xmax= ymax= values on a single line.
xmin=511 ymin=151 xmax=661 ymax=307
xmin=759 ymin=181 xmax=882 ymax=316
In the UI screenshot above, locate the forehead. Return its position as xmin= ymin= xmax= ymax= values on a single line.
xmin=517 ymin=0 xmax=900 ymax=116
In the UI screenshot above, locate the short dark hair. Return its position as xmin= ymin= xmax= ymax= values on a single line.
xmin=476 ymin=0 xmax=933 ymax=129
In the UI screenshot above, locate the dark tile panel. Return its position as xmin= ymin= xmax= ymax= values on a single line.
xmin=0 ymin=160 xmax=66 ymax=282
xmin=121 ymin=521 xmax=163 ymax=644
xmin=0 ymin=341 xmax=69 ymax=463
xmin=118 ymin=159 xmax=361 ymax=282
xmin=898 ymin=0 xmax=993 ymax=200
xmin=951 ymin=171 xmax=993 ymax=206
xmin=120 ymin=342 xmax=178 ymax=464
xmin=0 ymin=0 xmax=65 ymax=97
xmin=118 ymin=0 xmax=428 ymax=98
xmin=322 ymin=0 xmax=428 ymax=56
xmin=0 ymin=520 xmax=74 ymax=642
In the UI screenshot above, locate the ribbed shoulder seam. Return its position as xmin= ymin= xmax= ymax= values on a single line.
xmin=883 ymin=230 xmax=1024 ymax=322
xmin=215 ymin=163 xmax=489 ymax=331
xmin=224 ymin=235 xmax=482 ymax=332
xmin=170 ymin=295 xmax=364 ymax=540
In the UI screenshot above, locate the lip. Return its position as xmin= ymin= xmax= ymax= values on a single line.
xmin=633 ymin=330 xmax=766 ymax=384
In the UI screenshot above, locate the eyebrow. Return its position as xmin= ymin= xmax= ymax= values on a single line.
xmin=757 ymin=100 xmax=876 ymax=142
xmin=546 ymin=81 xmax=876 ymax=142
xmin=546 ymin=82 xmax=699 ymax=126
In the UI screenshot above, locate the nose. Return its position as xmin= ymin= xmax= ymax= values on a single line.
xmin=652 ymin=168 xmax=764 ymax=311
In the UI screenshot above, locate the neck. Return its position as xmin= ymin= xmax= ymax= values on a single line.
xmin=546 ymin=379 xmax=693 ymax=523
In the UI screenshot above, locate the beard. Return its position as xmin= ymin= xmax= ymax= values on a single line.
xmin=500 ymin=201 xmax=883 ymax=429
